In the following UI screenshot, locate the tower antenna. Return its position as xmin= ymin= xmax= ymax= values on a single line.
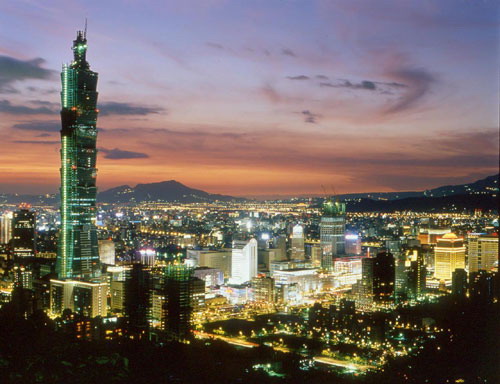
xmin=84 ymin=18 xmax=88 ymax=38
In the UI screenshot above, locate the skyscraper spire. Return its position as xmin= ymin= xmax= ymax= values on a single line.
xmin=56 ymin=30 xmax=100 ymax=279
xmin=72 ymin=28 xmax=89 ymax=69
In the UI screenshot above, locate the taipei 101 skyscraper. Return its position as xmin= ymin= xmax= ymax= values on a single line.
xmin=56 ymin=29 xmax=100 ymax=279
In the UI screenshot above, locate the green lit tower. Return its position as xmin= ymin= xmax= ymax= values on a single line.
xmin=320 ymin=197 xmax=346 ymax=270
xmin=162 ymin=264 xmax=194 ymax=341
xmin=56 ymin=29 xmax=100 ymax=279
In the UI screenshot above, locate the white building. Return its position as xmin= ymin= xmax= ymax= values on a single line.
xmin=0 ymin=212 xmax=13 ymax=244
xmin=273 ymin=268 xmax=320 ymax=295
xmin=138 ymin=248 xmax=156 ymax=266
xmin=98 ymin=239 xmax=115 ymax=265
xmin=50 ymin=279 xmax=108 ymax=318
xmin=229 ymin=239 xmax=258 ymax=284
xmin=467 ymin=233 xmax=499 ymax=273
xmin=291 ymin=224 xmax=305 ymax=260
xmin=187 ymin=249 xmax=232 ymax=278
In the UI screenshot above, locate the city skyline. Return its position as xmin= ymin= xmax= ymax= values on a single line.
xmin=0 ymin=3 xmax=497 ymax=382
xmin=0 ymin=0 xmax=498 ymax=197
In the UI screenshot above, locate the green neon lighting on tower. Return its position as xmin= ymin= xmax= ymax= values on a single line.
xmin=56 ymin=29 xmax=100 ymax=279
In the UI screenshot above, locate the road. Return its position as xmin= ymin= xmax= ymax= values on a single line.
xmin=194 ymin=331 xmax=378 ymax=371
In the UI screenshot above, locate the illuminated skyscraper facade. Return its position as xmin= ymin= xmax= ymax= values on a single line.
xmin=291 ymin=224 xmax=305 ymax=260
xmin=434 ymin=233 xmax=466 ymax=281
xmin=163 ymin=264 xmax=194 ymax=341
xmin=230 ymin=238 xmax=258 ymax=284
xmin=320 ymin=198 xmax=346 ymax=270
xmin=467 ymin=233 xmax=498 ymax=273
xmin=56 ymin=30 xmax=100 ymax=279
xmin=12 ymin=207 xmax=36 ymax=259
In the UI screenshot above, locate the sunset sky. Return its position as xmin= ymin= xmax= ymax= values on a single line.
xmin=0 ymin=0 xmax=498 ymax=197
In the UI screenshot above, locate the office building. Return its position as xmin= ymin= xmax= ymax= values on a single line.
xmin=290 ymin=224 xmax=305 ymax=259
xmin=0 ymin=212 xmax=13 ymax=244
xmin=333 ymin=256 xmax=363 ymax=287
xmin=467 ymin=233 xmax=498 ymax=273
xmin=98 ymin=239 xmax=115 ymax=265
xmin=187 ymin=249 xmax=231 ymax=277
xmin=124 ymin=264 xmax=151 ymax=336
xmin=252 ymin=275 xmax=275 ymax=303
xmin=354 ymin=251 xmax=394 ymax=307
xmin=193 ymin=267 xmax=224 ymax=289
xmin=110 ymin=280 xmax=125 ymax=314
xmin=11 ymin=207 xmax=36 ymax=259
xmin=469 ymin=271 xmax=497 ymax=302
xmin=373 ymin=250 xmax=395 ymax=303
xmin=230 ymin=239 xmax=258 ymax=285
xmin=56 ymin=30 xmax=100 ymax=279
xmin=163 ymin=264 xmax=194 ymax=341
xmin=345 ymin=233 xmax=362 ymax=255
xmin=407 ymin=249 xmax=426 ymax=298
xmin=306 ymin=242 xmax=322 ymax=267
xmin=394 ymin=258 xmax=408 ymax=300
xmin=434 ymin=233 xmax=466 ymax=281
xmin=273 ymin=269 xmax=320 ymax=295
xmin=258 ymin=249 xmax=281 ymax=270
xmin=50 ymin=279 xmax=107 ymax=318
xmin=320 ymin=198 xmax=346 ymax=270
xmin=451 ymin=268 xmax=467 ymax=298
xmin=269 ymin=259 xmax=313 ymax=277
xmin=272 ymin=235 xmax=287 ymax=261
xmin=138 ymin=248 xmax=156 ymax=266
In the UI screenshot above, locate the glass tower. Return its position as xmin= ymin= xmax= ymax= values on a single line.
xmin=320 ymin=198 xmax=346 ymax=270
xmin=56 ymin=30 xmax=100 ymax=279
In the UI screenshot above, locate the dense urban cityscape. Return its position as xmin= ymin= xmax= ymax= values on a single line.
xmin=1 ymin=1 xmax=499 ymax=383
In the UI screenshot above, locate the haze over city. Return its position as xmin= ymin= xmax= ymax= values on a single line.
xmin=1 ymin=0 xmax=498 ymax=197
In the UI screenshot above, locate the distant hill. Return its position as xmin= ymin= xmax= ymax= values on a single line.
xmin=98 ymin=180 xmax=243 ymax=204
xmin=346 ymin=194 xmax=498 ymax=213
xmin=0 ymin=193 xmax=57 ymax=206
xmin=422 ymin=174 xmax=499 ymax=197
xmin=338 ymin=174 xmax=498 ymax=200
xmin=0 ymin=174 xmax=497 ymax=209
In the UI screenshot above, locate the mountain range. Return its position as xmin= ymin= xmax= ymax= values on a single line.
xmin=336 ymin=174 xmax=498 ymax=200
xmin=0 ymin=174 xmax=497 ymax=211
xmin=98 ymin=180 xmax=243 ymax=204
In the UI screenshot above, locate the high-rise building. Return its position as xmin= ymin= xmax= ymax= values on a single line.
xmin=252 ymin=275 xmax=275 ymax=303
xmin=98 ymin=239 xmax=115 ymax=265
xmin=353 ymin=257 xmax=374 ymax=308
xmin=11 ymin=207 xmax=36 ymax=259
xmin=306 ymin=242 xmax=322 ymax=267
xmin=345 ymin=233 xmax=362 ymax=255
xmin=290 ymin=224 xmax=305 ymax=260
xmin=50 ymin=279 xmax=107 ymax=318
xmin=230 ymin=239 xmax=258 ymax=284
xmin=467 ymin=233 xmax=498 ymax=273
xmin=124 ymin=263 xmax=151 ymax=336
xmin=163 ymin=264 xmax=194 ymax=341
xmin=187 ymin=249 xmax=232 ymax=278
xmin=193 ymin=267 xmax=224 ymax=288
xmin=138 ymin=248 xmax=156 ymax=266
xmin=394 ymin=258 xmax=408 ymax=300
xmin=469 ymin=270 xmax=497 ymax=302
xmin=373 ymin=250 xmax=395 ymax=303
xmin=408 ymin=258 xmax=426 ymax=298
xmin=320 ymin=198 xmax=346 ymax=270
xmin=0 ymin=212 xmax=13 ymax=245
xmin=273 ymin=235 xmax=287 ymax=260
xmin=434 ymin=233 xmax=466 ymax=281
xmin=451 ymin=268 xmax=467 ymax=298
xmin=56 ymin=30 xmax=100 ymax=279
xmin=110 ymin=280 xmax=125 ymax=314
xmin=13 ymin=265 xmax=33 ymax=290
